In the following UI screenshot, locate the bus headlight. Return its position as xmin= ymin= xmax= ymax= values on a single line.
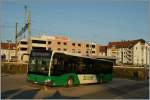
xmin=44 ymin=79 xmax=54 ymax=86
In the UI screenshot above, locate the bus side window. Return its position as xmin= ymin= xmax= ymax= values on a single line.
xmin=42 ymin=60 xmax=48 ymax=66
xmin=54 ymin=54 xmax=65 ymax=71
xmin=31 ymin=58 xmax=36 ymax=64
xmin=53 ymin=58 xmax=57 ymax=65
xmin=72 ymin=56 xmax=78 ymax=73
xmin=84 ymin=58 xmax=91 ymax=74
xmin=95 ymin=61 xmax=99 ymax=74
xmin=85 ymin=59 xmax=89 ymax=74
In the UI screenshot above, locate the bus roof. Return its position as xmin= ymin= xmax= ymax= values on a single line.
xmin=52 ymin=50 xmax=114 ymax=63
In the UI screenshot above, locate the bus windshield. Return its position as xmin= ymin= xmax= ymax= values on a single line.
xmin=28 ymin=50 xmax=52 ymax=75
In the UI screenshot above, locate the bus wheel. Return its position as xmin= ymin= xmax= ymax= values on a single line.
xmin=67 ymin=78 xmax=74 ymax=87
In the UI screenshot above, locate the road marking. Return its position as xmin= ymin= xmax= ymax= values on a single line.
xmin=7 ymin=90 xmax=23 ymax=99
xmin=23 ymin=85 xmax=40 ymax=89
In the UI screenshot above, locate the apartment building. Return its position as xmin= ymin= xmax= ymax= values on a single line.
xmin=17 ymin=35 xmax=100 ymax=61
xmin=107 ymin=39 xmax=150 ymax=67
xmin=1 ymin=43 xmax=16 ymax=61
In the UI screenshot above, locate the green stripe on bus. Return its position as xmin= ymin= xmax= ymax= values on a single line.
xmin=27 ymin=73 xmax=112 ymax=86
xmin=27 ymin=73 xmax=80 ymax=86
xmin=51 ymin=73 xmax=80 ymax=86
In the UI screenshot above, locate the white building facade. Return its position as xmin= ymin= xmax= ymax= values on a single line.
xmin=133 ymin=41 xmax=149 ymax=66
xmin=107 ymin=39 xmax=150 ymax=67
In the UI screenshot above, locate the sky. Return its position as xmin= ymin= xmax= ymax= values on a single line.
xmin=1 ymin=0 xmax=149 ymax=45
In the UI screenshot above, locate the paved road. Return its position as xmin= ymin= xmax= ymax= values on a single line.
xmin=1 ymin=74 xmax=149 ymax=99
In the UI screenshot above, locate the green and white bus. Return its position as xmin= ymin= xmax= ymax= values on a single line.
xmin=27 ymin=50 xmax=113 ymax=87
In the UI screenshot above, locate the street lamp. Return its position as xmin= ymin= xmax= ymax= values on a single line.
xmin=7 ymin=40 xmax=12 ymax=62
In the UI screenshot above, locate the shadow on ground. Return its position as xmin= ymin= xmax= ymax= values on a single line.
xmin=80 ymin=80 xmax=149 ymax=99
xmin=1 ymin=89 xmax=40 ymax=99
xmin=1 ymin=89 xmax=79 ymax=99
xmin=44 ymin=90 xmax=80 ymax=99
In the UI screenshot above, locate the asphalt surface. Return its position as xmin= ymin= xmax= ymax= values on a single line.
xmin=1 ymin=74 xmax=149 ymax=99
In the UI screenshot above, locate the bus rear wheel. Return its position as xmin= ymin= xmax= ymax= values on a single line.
xmin=67 ymin=78 xmax=74 ymax=87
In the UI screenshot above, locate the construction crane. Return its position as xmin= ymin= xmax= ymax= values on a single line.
xmin=15 ymin=2 xmax=31 ymax=61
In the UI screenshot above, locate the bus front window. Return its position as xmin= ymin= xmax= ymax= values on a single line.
xmin=29 ymin=57 xmax=50 ymax=75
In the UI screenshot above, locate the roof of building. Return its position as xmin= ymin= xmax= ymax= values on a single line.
xmin=1 ymin=43 xmax=16 ymax=50
xmin=107 ymin=39 xmax=145 ymax=48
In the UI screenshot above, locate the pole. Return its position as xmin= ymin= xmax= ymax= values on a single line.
xmin=9 ymin=41 xmax=10 ymax=62
xmin=24 ymin=5 xmax=27 ymax=38
xmin=7 ymin=40 xmax=11 ymax=62
xmin=15 ymin=22 xmax=18 ymax=61
xmin=25 ymin=5 xmax=27 ymax=25
xmin=28 ymin=10 xmax=31 ymax=56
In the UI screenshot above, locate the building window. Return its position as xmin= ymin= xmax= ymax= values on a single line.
xmin=78 ymin=51 xmax=81 ymax=53
xmin=141 ymin=46 xmax=144 ymax=51
xmin=92 ymin=45 xmax=95 ymax=48
xmin=48 ymin=41 xmax=51 ymax=44
xmin=64 ymin=48 xmax=67 ymax=51
xmin=32 ymin=40 xmax=46 ymax=44
xmin=32 ymin=47 xmax=46 ymax=50
xmin=57 ymin=48 xmax=61 ymax=51
xmin=86 ymin=51 xmax=89 ymax=53
xmin=72 ymin=43 xmax=75 ymax=46
xmin=136 ymin=47 xmax=137 ymax=50
xmin=72 ymin=49 xmax=75 ymax=53
xmin=112 ymin=51 xmax=116 ymax=54
xmin=64 ymin=42 xmax=67 ymax=45
xmin=128 ymin=51 xmax=131 ymax=53
xmin=21 ymin=41 xmax=27 ymax=45
xmin=146 ymin=46 xmax=147 ymax=50
xmin=48 ymin=48 xmax=51 ymax=50
xmin=141 ymin=59 xmax=144 ymax=66
xmin=92 ymin=51 xmax=95 ymax=53
xmin=57 ymin=42 xmax=61 ymax=45
xmin=137 ymin=59 xmax=139 ymax=65
xmin=78 ymin=44 xmax=81 ymax=47
xmin=86 ymin=44 xmax=89 ymax=48
xmin=12 ymin=51 xmax=15 ymax=54
xmin=20 ymin=48 xmax=27 ymax=51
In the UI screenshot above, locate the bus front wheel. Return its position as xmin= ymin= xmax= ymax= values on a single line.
xmin=67 ymin=78 xmax=74 ymax=87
